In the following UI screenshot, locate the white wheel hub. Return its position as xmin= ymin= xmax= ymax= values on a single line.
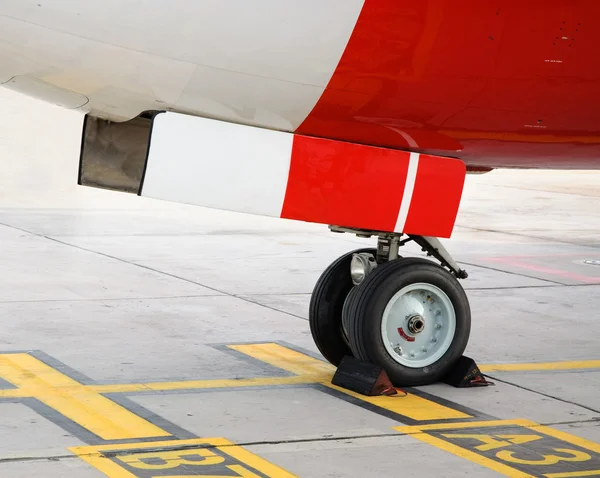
xmin=381 ymin=282 xmax=456 ymax=368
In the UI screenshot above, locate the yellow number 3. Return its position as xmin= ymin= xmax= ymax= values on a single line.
xmin=497 ymin=448 xmax=591 ymax=466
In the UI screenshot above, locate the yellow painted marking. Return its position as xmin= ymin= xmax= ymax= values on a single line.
xmin=70 ymin=438 xmax=298 ymax=478
xmin=545 ymin=471 xmax=600 ymax=477
xmin=151 ymin=468 xmax=261 ymax=478
xmin=74 ymin=453 xmax=138 ymax=478
xmin=442 ymin=433 xmax=517 ymax=451
xmin=395 ymin=420 xmax=600 ymax=478
xmin=397 ymin=419 xmax=600 ymax=451
xmin=531 ymin=424 xmax=600 ymax=454
xmin=327 ymin=382 xmax=470 ymax=421
xmin=117 ymin=448 xmax=225 ymax=469
xmin=498 ymin=434 xmax=544 ymax=445
xmin=229 ymin=343 xmax=336 ymax=377
xmin=398 ymin=419 xmax=545 ymax=434
xmin=497 ymin=448 xmax=591 ymax=466
xmin=0 ymin=347 xmax=596 ymax=402
xmin=0 ymin=353 xmax=169 ymax=440
xmin=0 ymin=388 xmax=28 ymax=398
xmin=230 ymin=343 xmax=471 ymax=421
xmin=480 ymin=360 xmax=600 ymax=373
xmin=405 ymin=431 xmax=535 ymax=477
xmin=2 ymin=345 xmax=598 ymax=477
xmin=90 ymin=375 xmax=311 ymax=394
xmin=439 ymin=433 xmax=542 ymax=451
xmin=225 ymin=464 xmax=263 ymax=477
xmin=222 ymin=439 xmax=298 ymax=478
xmin=72 ymin=438 xmax=233 ymax=453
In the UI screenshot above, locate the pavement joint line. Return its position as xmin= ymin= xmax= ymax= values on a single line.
xmin=485 ymin=374 xmax=600 ymax=415
xmin=0 ymin=294 xmax=227 ymax=304
xmin=457 ymin=259 xmax=566 ymax=285
xmin=4 ymin=419 xmax=600 ymax=465
xmin=0 ymin=454 xmax=82 ymax=464
xmin=460 ymin=225 xmax=600 ymax=250
xmin=0 ymin=221 xmax=309 ymax=322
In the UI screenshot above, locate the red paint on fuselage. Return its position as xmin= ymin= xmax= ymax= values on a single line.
xmin=297 ymin=0 xmax=600 ymax=169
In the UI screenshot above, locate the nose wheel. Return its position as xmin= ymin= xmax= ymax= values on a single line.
xmin=344 ymin=257 xmax=470 ymax=386
xmin=309 ymin=248 xmax=377 ymax=366
xmin=309 ymin=231 xmax=471 ymax=387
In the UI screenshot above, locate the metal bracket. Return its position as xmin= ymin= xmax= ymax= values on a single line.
xmin=328 ymin=225 xmax=468 ymax=279
xmin=409 ymin=235 xmax=468 ymax=279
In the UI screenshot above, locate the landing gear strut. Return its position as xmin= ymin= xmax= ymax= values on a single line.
xmin=309 ymin=227 xmax=470 ymax=387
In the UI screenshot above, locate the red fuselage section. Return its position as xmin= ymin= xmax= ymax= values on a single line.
xmin=298 ymin=0 xmax=600 ymax=169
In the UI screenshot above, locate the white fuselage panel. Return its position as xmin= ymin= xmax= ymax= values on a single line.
xmin=0 ymin=0 xmax=364 ymax=127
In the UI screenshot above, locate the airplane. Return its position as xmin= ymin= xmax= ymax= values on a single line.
xmin=1 ymin=0 xmax=598 ymax=387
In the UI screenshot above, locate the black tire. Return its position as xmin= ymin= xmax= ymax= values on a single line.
xmin=345 ymin=257 xmax=471 ymax=387
xmin=309 ymin=248 xmax=377 ymax=366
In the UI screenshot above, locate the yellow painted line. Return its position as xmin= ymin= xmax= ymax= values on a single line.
xmin=395 ymin=419 xmax=600 ymax=478
xmin=229 ymin=343 xmax=337 ymax=377
xmin=397 ymin=418 xmax=600 ymax=451
xmin=545 ymin=471 xmax=600 ymax=477
xmin=221 ymin=440 xmax=298 ymax=478
xmin=480 ymin=360 xmax=600 ymax=373
xmin=404 ymin=430 xmax=535 ymax=477
xmin=397 ymin=419 xmax=530 ymax=435
xmin=71 ymin=438 xmax=298 ymax=478
xmin=398 ymin=419 xmax=600 ymax=452
xmin=72 ymin=438 xmax=229 ymax=453
xmin=0 ymin=388 xmax=28 ymax=398
xmin=527 ymin=423 xmax=600 ymax=454
xmin=90 ymin=375 xmax=311 ymax=394
xmin=0 ymin=354 xmax=169 ymax=440
xmin=230 ymin=343 xmax=471 ymax=421
xmin=4 ymin=353 xmax=597 ymax=401
xmin=72 ymin=451 xmax=137 ymax=478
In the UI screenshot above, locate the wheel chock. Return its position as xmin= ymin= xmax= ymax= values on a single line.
xmin=443 ymin=356 xmax=494 ymax=388
xmin=331 ymin=356 xmax=401 ymax=396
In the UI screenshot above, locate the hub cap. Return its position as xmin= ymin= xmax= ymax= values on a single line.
xmin=381 ymin=283 xmax=456 ymax=368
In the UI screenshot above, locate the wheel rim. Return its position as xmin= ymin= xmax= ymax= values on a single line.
xmin=380 ymin=282 xmax=456 ymax=368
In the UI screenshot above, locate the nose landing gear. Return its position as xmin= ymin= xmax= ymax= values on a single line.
xmin=309 ymin=227 xmax=470 ymax=387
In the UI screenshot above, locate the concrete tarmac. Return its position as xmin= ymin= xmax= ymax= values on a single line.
xmin=1 ymin=88 xmax=600 ymax=477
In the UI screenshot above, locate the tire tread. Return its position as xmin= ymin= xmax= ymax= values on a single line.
xmin=346 ymin=256 xmax=471 ymax=386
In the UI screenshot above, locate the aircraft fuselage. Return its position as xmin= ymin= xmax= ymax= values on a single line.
xmin=1 ymin=1 xmax=599 ymax=169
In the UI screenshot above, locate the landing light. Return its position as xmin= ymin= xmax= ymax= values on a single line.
xmin=350 ymin=253 xmax=377 ymax=285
